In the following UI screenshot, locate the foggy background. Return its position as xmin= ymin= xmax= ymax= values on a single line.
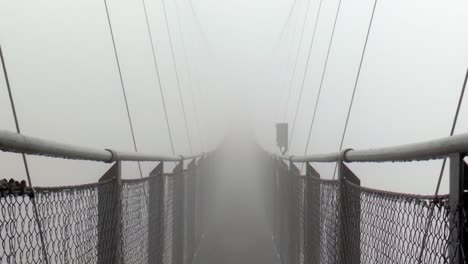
xmin=0 ymin=0 xmax=467 ymax=194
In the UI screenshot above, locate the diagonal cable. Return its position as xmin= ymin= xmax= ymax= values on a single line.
xmin=282 ymin=0 xmax=312 ymax=122
xmin=103 ymin=0 xmax=143 ymax=178
xmin=288 ymin=0 xmax=325 ymax=146
xmin=418 ymin=67 xmax=468 ymax=263
xmin=0 ymin=45 xmax=49 ymax=264
xmin=161 ymin=0 xmax=194 ymax=154
xmin=302 ymin=0 xmax=344 ymax=159
xmin=173 ymin=0 xmax=205 ymax=151
xmin=141 ymin=0 xmax=176 ymax=155
xmin=332 ymin=0 xmax=378 ymax=179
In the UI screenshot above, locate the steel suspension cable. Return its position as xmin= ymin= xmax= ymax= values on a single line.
xmin=270 ymin=0 xmax=300 ymax=56
xmin=434 ymin=68 xmax=468 ymax=195
xmin=281 ymin=0 xmax=312 ymax=122
xmin=277 ymin=0 xmax=299 ymax=45
xmin=103 ymin=0 xmax=144 ymax=178
xmin=288 ymin=0 xmax=325 ymax=145
xmin=274 ymin=5 xmax=304 ymax=121
xmin=187 ymin=0 xmax=213 ymax=56
xmin=173 ymin=0 xmax=205 ymax=151
xmin=332 ymin=0 xmax=378 ymax=179
xmin=161 ymin=0 xmax=194 ymax=154
xmin=141 ymin=0 xmax=176 ymax=155
xmin=0 ymin=45 xmax=49 ymax=264
xmin=418 ymin=68 xmax=468 ymax=263
xmin=302 ymin=0 xmax=344 ymax=158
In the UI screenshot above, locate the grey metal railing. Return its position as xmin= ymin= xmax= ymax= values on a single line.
xmin=0 ymin=129 xmax=215 ymax=264
xmin=0 ymin=130 xmax=203 ymax=163
xmin=276 ymin=131 xmax=468 ymax=163
xmin=267 ymin=132 xmax=468 ymax=264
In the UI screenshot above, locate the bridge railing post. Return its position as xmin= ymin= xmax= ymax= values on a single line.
xmin=148 ymin=162 xmax=165 ymax=264
xmin=194 ymin=156 xmax=204 ymax=248
xmin=449 ymin=153 xmax=468 ymax=264
xmin=277 ymin=159 xmax=289 ymax=263
xmin=304 ymin=163 xmax=320 ymax=264
xmin=288 ymin=161 xmax=301 ymax=264
xmin=338 ymin=160 xmax=361 ymax=264
xmin=185 ymin=159 xmax=197 ymax=264
xmin=172 ymin=160 xmax=185 ymax=264
xmin=98 ymin=161 xmax=122 ymax=264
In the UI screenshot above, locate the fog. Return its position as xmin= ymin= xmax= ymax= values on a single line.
xmin=0 ymin=0 xmax=468 ymax=195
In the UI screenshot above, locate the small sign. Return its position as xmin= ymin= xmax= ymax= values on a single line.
xmin=276 ymin=123 xmax=288 ymax=152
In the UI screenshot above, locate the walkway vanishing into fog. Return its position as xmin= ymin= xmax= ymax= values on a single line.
xmin=193 ymin=138 xmax=279 ymax=264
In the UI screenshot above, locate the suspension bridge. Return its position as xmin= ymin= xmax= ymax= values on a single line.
xmin=1 ymin=0 xmax=468 ymax=263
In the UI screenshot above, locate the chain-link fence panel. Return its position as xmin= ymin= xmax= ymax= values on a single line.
xmin=271 ymin=159 xmax=467 ymax=264
xmin=343 ymin=179 xmax=460 ymax=264
xmin=0 ymin=157 xmax=205 ymax=264
xmin=120 ymin=178 xmax=149 ymax=264
xmin=0 ymin=179 xmax=119 ymax=264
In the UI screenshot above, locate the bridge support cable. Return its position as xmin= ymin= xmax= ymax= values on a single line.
xmin=0 ymin=45 xmax=50 ymax=264
xmin=418 ymin=68 xmax=468 ymax=263
xmin=332 ymin=0 xmax=379 ymax=179
xmin=281 ymin=0 xmax=312 ymax=122
xmin=270 ymin=0 xmax=299 ymax=55
xmin=173 ymin=0 xmax=205 ymax=152
xmin=187 ymin=0 xmax=214 ymax=57
xmin=103 ymin=0 xmax=144 ymax=178
xmin=302 ymin=0 xmax=345 ymax=165
xmin=288 ymin=0 xmax=325 ymax=146
xmin=434 ymin=68 xmax=468 ymax=195
xmin=141 ymin=0 xmax=176 ymax=155
xmin=278 ymin=0 xmax=299 ymax=43
xmin=273 ymin=1 xmax=305 ymax=122
xmin=161 ymin=0 xmax=194 ymax=155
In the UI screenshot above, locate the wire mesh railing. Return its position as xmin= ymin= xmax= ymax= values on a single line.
xmin=0 ymin=154 xmax=213 ymax=264
xmin=270 ymin=158 xmax=467 ymax=264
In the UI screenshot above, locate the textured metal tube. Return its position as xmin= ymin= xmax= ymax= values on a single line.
xmin=0 ymin=130 xmax=203 ymax=162
xmin=277 ymin=132 xmax=468 ymax=163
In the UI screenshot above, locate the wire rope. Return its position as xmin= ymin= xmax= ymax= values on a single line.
xmin=288 ymin=0 xmax=325 ymax=146
xmin=332 ymin=0 xmax=378 ymax=179
xmin=161 ymin=0 xmax=194 ymax=154
xmin=103 ymin=0 xmax=143 ymax=177
xmin=141 ymin=0 xmax=176 ymax=155
xmin=0 ymin=45 xmax=49 ymax=264
xmin=302 ymin=0 xmax=345 ymax=158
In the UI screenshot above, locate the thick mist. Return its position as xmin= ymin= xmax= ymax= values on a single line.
xmin=0 ymin=0 xmax=468 ymax=196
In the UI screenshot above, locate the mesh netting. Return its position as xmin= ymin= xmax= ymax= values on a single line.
xmin=120 ymin=178 xmax=149 ymax=264
xmin=344 ymin=179 xmax=454 ymax=263
xmin=272 ymin=158 xmax=467 ymax=264
xmin=0 ymin=180 xmax=115 ymax=263
xmin=0 ymin=156 xmax=208 ymax=264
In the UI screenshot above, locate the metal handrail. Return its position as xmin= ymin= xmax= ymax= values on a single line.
xmin=0 ymin=130 xmax=204 ymax=163
xmin=276 ymin=132 xmax=468 ymax=163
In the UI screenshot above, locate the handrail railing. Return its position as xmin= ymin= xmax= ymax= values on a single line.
xmin=276 ymin=132 xmax=468 ymax=163
xmin=0 ymin=130 xmax=204 ymax=162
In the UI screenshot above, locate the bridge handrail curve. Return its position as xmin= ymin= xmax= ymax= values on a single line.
xmin=0 ymin=130 xmax=204 ymax=162
xmin=276 ymin=131 xmax=468 ymax=163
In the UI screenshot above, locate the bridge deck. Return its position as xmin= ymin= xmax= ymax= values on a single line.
xmin=193 ymin=139 xmax=279 ymax=264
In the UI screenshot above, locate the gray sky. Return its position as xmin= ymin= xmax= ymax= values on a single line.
xmin=0 ymin=0 xmax=468 ymax=194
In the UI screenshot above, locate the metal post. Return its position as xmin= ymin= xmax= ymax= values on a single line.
xmin=98 ymin=161 xmax=122 ymax=264
xmin=195 ymin=156 xmax=203 ymax=246
xmin=186 ymin=159 xmax=197 ymax=263
xmin=338 ymin=161 xmax=360 ymax=264
xmin=449 ymin=153 xmax=468 ymax=263
xmin=278 ymin=159 xmax=289 ymax=263
xmin=148 ymin=162 xmax=164 ymax=264
xmin=288 ymin=161 xmax=300 ymax=264
xmin=304 ymin=163 xmax=320 ymax=264
xmin=172 ymin=160 xmax=184 ymax=264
